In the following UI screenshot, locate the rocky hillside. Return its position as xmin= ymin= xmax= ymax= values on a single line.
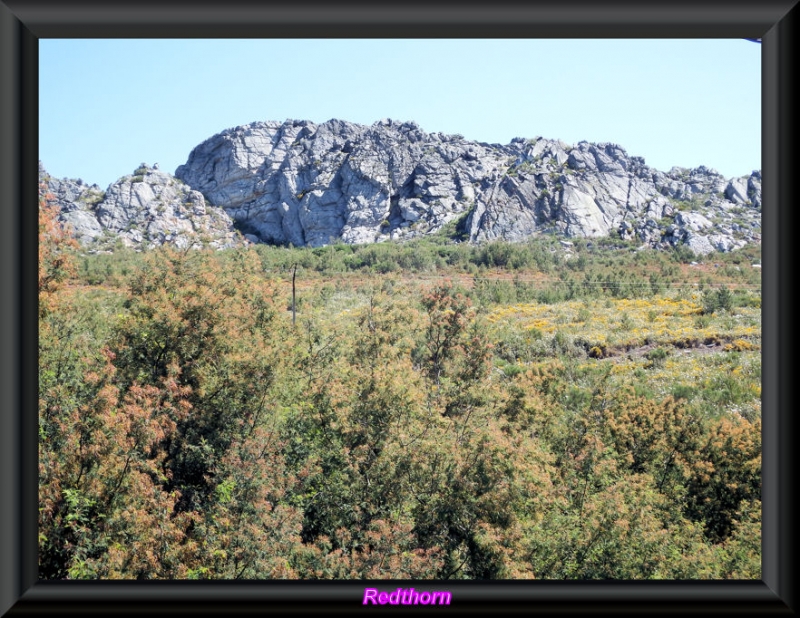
xmin=39 ymin=162 xmax=244 ymax=251
xmin=42 ymin=119 xmax=762 ymax=255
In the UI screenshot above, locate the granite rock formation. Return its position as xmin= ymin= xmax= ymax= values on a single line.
xmin=41 ymin=119 xmax=761 ymax=256
xmin=175 ymin=119 xmax=761 ymax=255
xmin=40 ymin=162 xmax=245 ymax=251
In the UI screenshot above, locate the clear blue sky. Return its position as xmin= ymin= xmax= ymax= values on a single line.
xmin=40 ymin=39 xmax=760 ymax=190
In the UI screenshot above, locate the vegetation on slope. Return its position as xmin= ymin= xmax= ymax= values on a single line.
xmin=39 ymin=191 xmax=761 ymax=580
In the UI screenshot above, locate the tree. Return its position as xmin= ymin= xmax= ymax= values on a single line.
xmin=108 ymin=248 xmax=286 ymax=514
xmin=685 ymin=415 xmax=761 ymax=543
xmin=38 ymin=181 xmax=77 ymax=318
xmin=418 ymin=283 xmax=492 ymax=419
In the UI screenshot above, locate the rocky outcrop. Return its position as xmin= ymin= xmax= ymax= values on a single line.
xmin=42 ymin=119 xmax=761 ymax=256
xmin=40 ymin=163 xmax=245 ymax=251
xmin=175 ymin=119 xmax=494 ymax=247
xmin=39 ymin=162 xmax=106 ymax=245
xmin=175 ymin=119 xmax=761 ymax=255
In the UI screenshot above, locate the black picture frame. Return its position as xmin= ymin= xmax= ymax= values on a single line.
xmin=1 ymin=1 xmax=796 ymax=615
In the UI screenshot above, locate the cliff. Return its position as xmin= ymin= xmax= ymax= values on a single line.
xmin=41 ymin=119 xmax=761 ymax=255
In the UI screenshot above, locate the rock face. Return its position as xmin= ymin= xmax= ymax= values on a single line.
xmin=40 ymin=163 xmax=245 ymax=251
xmin=175 ymin=119 xmax=761 ymax=255
xmin=41 ymin=119 xmax=761 ymax=256
xmin=39 ymin=162 xmax=107 ymax=245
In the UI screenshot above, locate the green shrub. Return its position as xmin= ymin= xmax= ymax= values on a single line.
xmin=645 ymin=346 xmax=668 ymax=368
xmin=702 ymin=286 xmax=734 ymax=314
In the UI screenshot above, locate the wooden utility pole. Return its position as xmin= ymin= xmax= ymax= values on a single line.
xmin=292 ymin=264 xmax=297 ymax=327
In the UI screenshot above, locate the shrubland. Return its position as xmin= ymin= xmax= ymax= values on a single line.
xmin=40 ymin=195 xmax=761 ymax=580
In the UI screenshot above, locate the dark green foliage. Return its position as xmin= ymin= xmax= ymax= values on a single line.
xmin=702 ymin=286 xmax=734 ymax=314
xmin=645 ymin=347 xmax=669 ymax=368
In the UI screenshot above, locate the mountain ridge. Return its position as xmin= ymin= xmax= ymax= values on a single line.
xmin=40 ymin=118 xmax=761 ymax=255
